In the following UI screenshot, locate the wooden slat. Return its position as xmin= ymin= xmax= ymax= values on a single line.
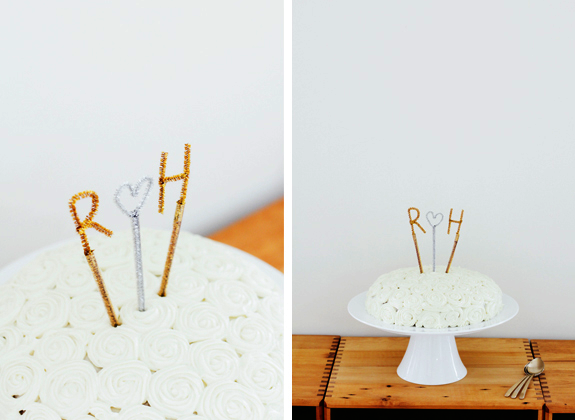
xmin=532 ymin=340 xmax=575 ymax=414
xmin=209 ymin=198 xmax=284 ymax=272
xmin=325 ymin=337 xmax=544 ymax=413
xmin=293 ymin=335 xmax=340 ymax=407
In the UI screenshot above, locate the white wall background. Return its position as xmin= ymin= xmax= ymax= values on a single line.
xmin=0 ymin=1 xmax=283 ymax=268
xmin=294 ymin=1 xmax=575 ymax=340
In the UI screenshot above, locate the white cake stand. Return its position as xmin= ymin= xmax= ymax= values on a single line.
xmin=348 ymin=292 xmax=518 ymax=385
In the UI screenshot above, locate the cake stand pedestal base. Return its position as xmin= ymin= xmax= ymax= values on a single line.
xmin=397 ymin=334 xmax=466 ymax=385
xmin=348 ymin=292 xmax=518 ymax=386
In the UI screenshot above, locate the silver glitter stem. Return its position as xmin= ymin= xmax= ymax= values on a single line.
xmin=114 ymin=176 xmax=153 ymax=311
xmin=426 ymin=211 xmax=444 ymax=273
xmin=432 ymin=225 xmax=436 ymax=272
xmin=130 ymin=212 xmax=145 ymax=311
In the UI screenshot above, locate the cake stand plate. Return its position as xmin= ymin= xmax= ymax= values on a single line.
xmin=348 ymin=292 xmax=518 ymax=385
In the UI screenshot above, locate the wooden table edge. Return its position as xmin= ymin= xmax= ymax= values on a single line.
xmin=323 ymin=401 xmax=545 ymax=410
xmin=545 ymin=402 xmax=575 ymax=413
xmin=292 ymin=397 xmax=325 ymax=407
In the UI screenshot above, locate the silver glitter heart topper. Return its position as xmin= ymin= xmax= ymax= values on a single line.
xmin=114 ymin=176 xmax=153 ymax=311
xmin=114 ymin=176 xmax=153 ymax=218
xmin=426 ymin=211 xmax=444 ymax=272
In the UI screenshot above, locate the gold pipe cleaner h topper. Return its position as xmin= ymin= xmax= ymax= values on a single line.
xmin=158 ymin=143 xmax=191 ymax=214
xmin=157 ymin=143 xmax=191 ymax=297
xmin=408 ymin=207 xmax=426 ymax=274
xmin=69 ymin=191 xmax=119 ymax=327
xmin=445 ymin=208 xmax=464 ymax=273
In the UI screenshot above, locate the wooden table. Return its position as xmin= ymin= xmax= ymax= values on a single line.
xmin=531 ymin=340 xmax=575 ymax=420
xmin=293 ymin=335 xmax=341 ymax=420
xmin=324 ymin=337 xmax=544 ymax=419
xmin=209 ymin=198 xmax=284 ymax=272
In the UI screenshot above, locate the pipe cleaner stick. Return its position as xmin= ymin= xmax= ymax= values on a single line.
xmin=114 ymin=176 xmax=153 ymax=311
xmin=408 ymin=207 xmax=426 ymax=274
xmin=426 ymin=211 xmax=444 ymax=272
xmin=446 ymin=208 xmax=464 ymax=273
xmin=157 ymin=143 xmax=191 ymax=297
xmin=69 ymin=191 xmax=119 ymax=327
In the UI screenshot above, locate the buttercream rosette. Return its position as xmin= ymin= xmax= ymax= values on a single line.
xmin=226 ymin=314 xmax=278 ymax=355
xmin=141 ymin=241 xmax=194 ymax=276
xmin=198 ymin=381 xmax=266 ymax=420
xmin=97 ymin=360 xmax=151 ymax=408
xmin=174 ymin=302 xmax=229 ymax=342
xmin=0 ymin=326 xmax=24 ymax=363
xmin=164 ymin=267 xmax=208 ymax=307
xmin=0 ymin=356 xmax=45 ymax=410
xmin=39 ymin=360 xmax=98 ymax=418
xmin=147 ymin=365 xmax=205 ymax=418
xmin=16 ymin=291 xmax=69 ymax=338
xmin=19 ymin=402 xmax=61 ymax=420
xmin=0 ymin=285 xmax=26 ymax=327
xmin=140 ymin=329 xmax=189 ymax=371
xmin=238 ymin=352 xmax=283 ymax=405
xmin=189 ymin=339 xmax=240 ymax=384
xmin=88 ymin=326 xmax=139 ymax=368
xmin=69 ymin=292 xmax=118 ymax=332
xmin=34 ymin=328 xmax=89 ymax=367
xmin=104 ymin=264 xmax=160 ymax=307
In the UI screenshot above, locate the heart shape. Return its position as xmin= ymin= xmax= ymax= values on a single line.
xmin=114 ymin=176 xmax=153 ymax=217
xmin=426 ymin=211 xmax=444 ymax=228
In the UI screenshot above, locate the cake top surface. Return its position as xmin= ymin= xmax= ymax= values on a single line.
xmin=0 ymin=228 xmax=283 ymax=420
xmin=369 ymin=265 xmax=501 ymax=291
xmin=365 ymin=265 xmax=504 ymax=329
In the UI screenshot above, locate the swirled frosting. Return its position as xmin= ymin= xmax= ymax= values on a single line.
xmin=19 ymin=402 xmax=61 ymax=420
xmin=98 ymin=361 xmax=151 ymax=408
xmin=0 ymin=285 xmax=25 ymax=327
xmin=147 ymin=366 xmax=205 ymax=418
xmin=69 ymin=292 xmax=117 ymax=331
xmin=39 ymin=360 xmax=98 ymax=418
xmin=365 ymin=265 xmax=504 ymax=328
xmin=34 ymin=329 xmax=89 ymax=367
xmin=174 ymin=302 xmax=229 ymax=342
xmin=16 ymin=291 xmax=70 ymax=338
xmin=88 ymin=327 xmax=139 ymax=368
xmin=238 ymin=352 xmax=283 ymax=405
xmin=0 ymin=356 xmax=45 ymax=410
xmin=0 ymin=228 xmax=283 ymax=419
xmin=226 ymin=314 xmax=278 ymax=354
xmin=140 ymin=329 xmax=189 ymax=371
xmin=199 ymin=381 xmax=266 ymax=420
xmin=189 ymin=339 xmax=240 ymax=384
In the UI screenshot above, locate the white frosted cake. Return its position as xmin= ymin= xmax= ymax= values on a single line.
xmin=0 ymin=229 xmax=283 ymax=420
xmin=365 ymin=265 xmax=503 ymax=328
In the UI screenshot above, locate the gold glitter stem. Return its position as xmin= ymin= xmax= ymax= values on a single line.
xmin=86 ymin=251 xmax=120 ymax=327
xmin=158 ymin=200 xmax=185 ymax=297
xmin=412 ymin=232 xmax=423 ymax=274
xmin=446 ymin=233 xmax=459 ymax=273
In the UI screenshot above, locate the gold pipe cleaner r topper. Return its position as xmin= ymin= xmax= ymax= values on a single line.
xmin=69 ymin=191 xmax=113 ymax=255
xmin=157 ymin=143 xmax=191 ymax=297
xmin=69 ymin=191 xmax=119 ymax=327
xmin=408 ymin=207 xmax=426 ymax=274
